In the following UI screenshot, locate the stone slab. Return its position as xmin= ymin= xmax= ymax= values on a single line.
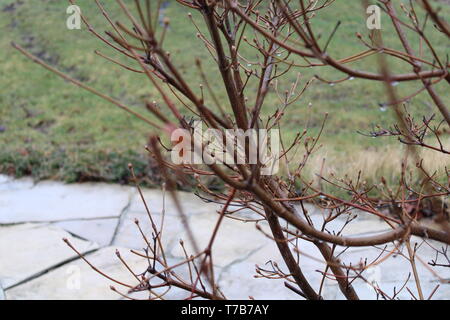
xmin=337 ymin=240 xmax=450 ymax=285
xmin=236 ymin=227 xmax=450 ymax=300
xmin=54 ymin=218 xmax=119 ymax=246
xmin=5 ymin=247 xmax=142 ymax=300
xmin=171 ymin=213 xmax=270 ymax=267
xmin=0 ymin=176 xmax=34 ymax=192
xmin=113 ymin=211 xmax=185 ymax=251
xmin=0 ymin=223 xmax=98 ymax=289
xmin=0 ymin=175 xmax=12 ymax=184
xmin=242 ymin=233 xmax=331 ymax=291
xmin=0 ymin=181 xmax=132 ymax=223
xmin=5 ymin=247 xmax=197 ymax=300
xmin=127 ymin=189 xmax=219 ymax=217
xmin=218 ymin=260 xmax=301 ymax=300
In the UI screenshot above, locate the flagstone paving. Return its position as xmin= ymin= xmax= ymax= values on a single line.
xmin=0 ymin=181 xmax=132 ymax=223
xmin=0 ymin=174 xmax=449 ymax=300
xmin=53 ymin=218 xmax=119 ymax=247
xmin=0 ymin=223 xmax=98 ymax=289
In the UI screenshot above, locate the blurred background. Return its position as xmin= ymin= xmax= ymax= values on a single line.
xmin=1 ymin=0 xmax=449 ymax=196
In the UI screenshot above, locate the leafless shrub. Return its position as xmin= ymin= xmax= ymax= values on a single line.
xmin=13 ymin=0 xmax=450 ymax=300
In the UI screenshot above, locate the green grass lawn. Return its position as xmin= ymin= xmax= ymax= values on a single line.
xmin=1 ymin=0 xmax=449 ymax=192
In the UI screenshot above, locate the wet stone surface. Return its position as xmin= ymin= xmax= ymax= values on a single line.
xmin=1 ymin=175 xmax=449 ymax=300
